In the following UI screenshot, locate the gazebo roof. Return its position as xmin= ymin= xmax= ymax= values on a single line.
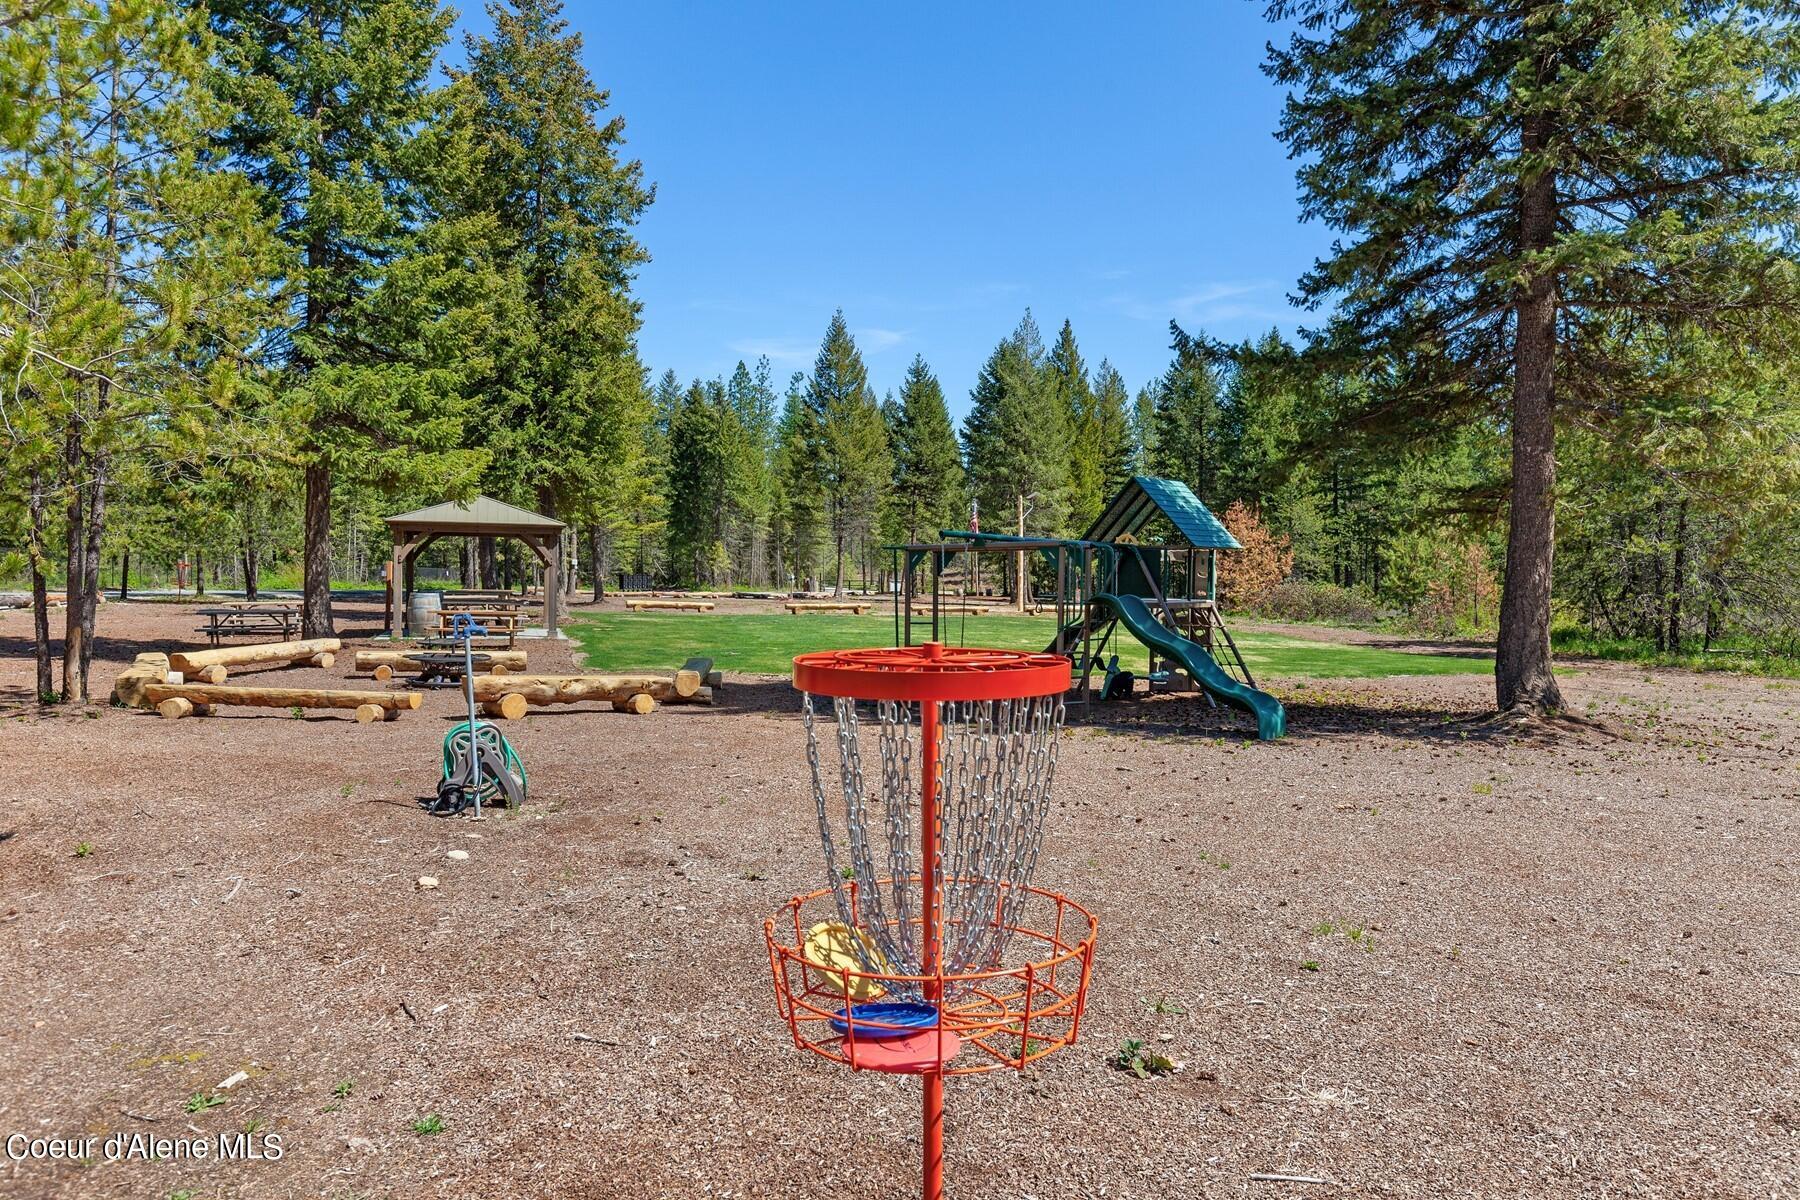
xmin=1082 ymin=476 xmax=1240 ymax=550
xmin=384 ymin=495 xmax=565 ymax=536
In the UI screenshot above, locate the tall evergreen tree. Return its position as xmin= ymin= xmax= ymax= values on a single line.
xmin=2 ymin=0 xmax=278 ymax=699
xmin=772 ymin=372 xmax=824 ymax=588
xmin=211 ymin=0 xmax=485 ymax=636
xmin=962 ymin=311 xmax=1071 ymax=537
xmin=1047 ymin=320 xmax=1103 ymax=529
xmin=1090 ymin=360 xmax=1135 ymax=506
xmin=803 ymin=312 xmax=891 ymax=594
xmin=1129 ymin=383 xmax=1158 ymax=475
xmin=664 ymin=381 xmax=731 ymax=586
xmin=1266 ymin=0 xmax=1800 ymax=714
xmin=1151 ymin=321 xmax=1224 ymax=501
xmin=447 ymin=0 xmax=653 ymax=533
xmin=890 ymin=355 xmax=964 ymax=542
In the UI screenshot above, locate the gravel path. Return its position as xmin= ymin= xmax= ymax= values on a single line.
xmin=1 ymin=600 xmax=1795 ymax=1198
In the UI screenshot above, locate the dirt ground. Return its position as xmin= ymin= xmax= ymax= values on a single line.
xmin=1 ymin=598 xmax=1796 ymax=1199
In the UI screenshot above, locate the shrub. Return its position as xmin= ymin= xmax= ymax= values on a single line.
xmin=1217 ymin=502 xmax=1293 ymax=607
xmin=1239 ymin=580 xmax=1383 ymax=626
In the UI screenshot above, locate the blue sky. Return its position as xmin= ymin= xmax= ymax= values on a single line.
xmin=448 ymin=1 xmax=1328 ymax=417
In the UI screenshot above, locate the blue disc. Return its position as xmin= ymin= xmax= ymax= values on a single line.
xmin=830 ymin=1001 xmax=940 ymax=1041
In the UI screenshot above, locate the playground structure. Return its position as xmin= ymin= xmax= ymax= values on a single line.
xmin=766 ymin=643 xmax=1096 ymax=1200
xmin=889 ymin=476 xmax=1286 ymax=739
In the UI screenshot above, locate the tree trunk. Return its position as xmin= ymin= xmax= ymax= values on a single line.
xmin=118 ymin=547 xmax=130 ymax=601
xmin=75 ymin=446 xmax=108 ymax=699
xmin=834 ymin=532 xmax=846 ymax=597
xmin=28 ymin=466 xmax=54 ymax=703
xmin=1650 ymin=500 xmax=1667 ymax=651
xmin=194 ymin=546 xmax=205 ymax=597
xmin=61 ymin=423 xmax=83 ymax=703
xmin=590 ymin=525 xmax=607 ymax=602
xmin=242 ymin=536 xmax=260 ymax=601
xmin=1494 ymin=106 xmax=1564 ymax=716
xmin=301 ymin=460 xmax=335 ymax=637
xmin=1666 ymin=498 xmax=1688 ymax=654
xmin=1016 ymin=494 xmax=1028 ymax=612
xmin=479 ymin=535 xmax=497 ymax=589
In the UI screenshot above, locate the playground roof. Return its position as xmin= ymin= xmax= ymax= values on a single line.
xmin=1082 ymin=476 xmax=1241 ymax=550
xmin=384 ymin=495 xmax=565 ymax=536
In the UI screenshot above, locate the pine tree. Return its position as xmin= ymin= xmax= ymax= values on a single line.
xmin=446 ymin=0 xmax=653 ymax=535
xmin=724 ymin=358 xmax=778 ymax=582
xmin=1130 ymin=384 xmax=1157 ymax=475
xmin=665 ymin=381 xmax=730 ymax=586
xmin=772 ymin=373 xmax=824 ymax=588
xmin=803 ymin=312 xmax=891 ymax=594
xmin=1047 ymin=320 xmax=1103 ymax=530
xmin=1266 ymin=0 xmax=1800 ymax=714
xmin=890 ymin=355 xmax=965 ymax=542
xmin=1 ymin=0 xmax=279 ymax=699
xmin=963 ymin=312 xmax=1071 ymax=536
xmin=1090 ymin=360 xmax=1136 ymax=509
xmin=1151 ymin=322 xmax=1223 ymax=501
xmin=210 ymin=0 xmax=482 ymax=637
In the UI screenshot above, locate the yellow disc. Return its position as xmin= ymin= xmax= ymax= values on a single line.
xmin=802 ymin=920 xmax=889 ymax=1001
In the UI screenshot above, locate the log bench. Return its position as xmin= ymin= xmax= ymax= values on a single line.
xmin=786 ymin=601 xmax=872 ymax=615
xmin=141 ymin=682 xmax=422 ymax=723
xmin=472 ymin=671 xmax=715 ymax=718
xmin=624 ymin=599 xmax=714 ymax=612
xmin=170 ymin=637 xmax=340 ymax=684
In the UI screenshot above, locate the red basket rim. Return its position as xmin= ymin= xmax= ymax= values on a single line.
xmin=792 ymin=642 xmax=1071 ymax=702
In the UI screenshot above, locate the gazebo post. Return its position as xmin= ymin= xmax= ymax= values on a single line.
xmin=542 ymin=533 xmax=561 ymax=637
xmin=388 ymin=529 xmax=406 ymax=640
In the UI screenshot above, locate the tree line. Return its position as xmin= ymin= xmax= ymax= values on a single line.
xmin=5 ymin=0 xmax=1798 ymax=720
xmin=3 ymin=0 xmax=651 ymax=702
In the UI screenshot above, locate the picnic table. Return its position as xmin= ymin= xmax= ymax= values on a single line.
xmin=195 ymin=603 xmax=299 ymax=646
xmin=402 ymin=651 xmax=492 ymax=688
xmin=434 ymin=608 xmax=523 ymax=648
xmin=440 ymin=591 xmax=535 ymax=613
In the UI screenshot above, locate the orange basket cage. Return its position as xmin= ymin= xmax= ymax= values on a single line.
xmin=765 ymin=878 xmax=1098 ymax=1075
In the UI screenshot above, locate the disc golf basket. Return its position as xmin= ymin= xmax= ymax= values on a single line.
xmin=764 ymin=642 xmax=1098 ymax=1200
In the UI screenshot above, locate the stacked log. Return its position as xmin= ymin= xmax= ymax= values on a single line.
xmin=353 ymin=649 xmax=527 ymax=680
xmin=112 ymin=653 xmax=170 ymax=708
xmin=169 ymin=638 xmax=340 ymax=684
xmin=471 ymin=671 xmax=714 ymax=718
xmin=141 ymin=683 xmax=421 ymax=720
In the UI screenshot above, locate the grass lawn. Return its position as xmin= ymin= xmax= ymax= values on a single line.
xmin=568 ymin=610 xmax=1489 ymax=679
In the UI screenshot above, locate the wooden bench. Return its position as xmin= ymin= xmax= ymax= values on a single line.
xmin=910 ymin=604 xmax=992 ymax=616
xmin=625 ymin=599 xmax=714 ymax=612
xmin=787 ymin=601 xmax=871 ymax=615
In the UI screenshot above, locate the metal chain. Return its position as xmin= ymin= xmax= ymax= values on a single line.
xmin=803 ymin=689 xmax=1065 ymax=990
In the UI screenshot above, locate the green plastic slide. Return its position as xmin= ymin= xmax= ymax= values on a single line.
xmin=1092 ymin=593 xmax=1287 ymax=740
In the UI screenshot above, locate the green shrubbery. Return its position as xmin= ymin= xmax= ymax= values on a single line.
xmin=1235 ymin=581 xmax=1385 ymax=627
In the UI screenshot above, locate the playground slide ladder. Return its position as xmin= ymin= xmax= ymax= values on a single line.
xmin=1200 ymin=603 xmax=1257 ymax=689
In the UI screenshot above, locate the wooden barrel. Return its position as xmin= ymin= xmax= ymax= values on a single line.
xmin=406 ymin=590 xmax=442 ymax=637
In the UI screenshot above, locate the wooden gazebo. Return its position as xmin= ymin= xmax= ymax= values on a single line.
xmin=384 ymin=496 xmax=566 ymax=639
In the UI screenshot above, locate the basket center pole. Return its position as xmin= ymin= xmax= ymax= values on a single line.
xmin=920 ymin=682 xmax=944 ymax=1200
